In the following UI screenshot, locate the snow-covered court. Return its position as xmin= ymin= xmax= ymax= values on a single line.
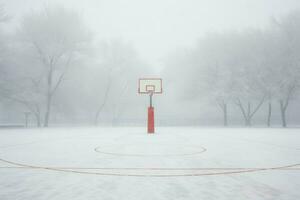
xmin=0 ymin=127 xmax=299 ymax=199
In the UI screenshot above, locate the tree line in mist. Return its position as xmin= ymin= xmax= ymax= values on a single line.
xmin=0 ymin=5 xmax=149 ymax=127
xmin=0 ymin=4 xmax=299 ymax=127
xmin=163 ymin=11 xmax=300 ymax=127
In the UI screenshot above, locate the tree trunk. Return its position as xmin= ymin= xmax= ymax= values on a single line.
xmin=94 ymin=74 xmax=112 ymax=126
xmin=267 ymin=102 xmax=272 ymax=127
xmin=245 ymin=117 xmax=251 ymax=126
xmin=94 ymin=104 xmax=105 ymax=126
xmin=44 ymin=97 xmax=51 ymax=127
xmin=223 ymin=103 xmax=228 ymax=126
xmin=241 ymin=104 xmax=252 ymax=127
xmin=236 ymin=98 xmax=264 ymax=127
xmin=245 ymin=102 xmax=252 ymax=127
xmin=44 ymin=68 xmax=53 ymax=127
xmin=37 ymin=118 xmax=41 ymax=127
xmin=35 ymin=113 xmax=41 ymax=127
xmin=280 ymin=100 xmax=287 ymax=128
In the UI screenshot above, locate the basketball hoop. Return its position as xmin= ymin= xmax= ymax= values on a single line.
xmin=138 ymin=78 xmax=162 ymax=134
xmin=138 ymin=78 xmax=162 ymax=94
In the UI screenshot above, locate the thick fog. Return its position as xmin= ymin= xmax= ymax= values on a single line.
xmin=1 ymin=0 xmax=300 ymax=127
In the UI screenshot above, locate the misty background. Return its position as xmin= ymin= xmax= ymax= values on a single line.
xmin=0 ymin=0 xmax=300 ymax=127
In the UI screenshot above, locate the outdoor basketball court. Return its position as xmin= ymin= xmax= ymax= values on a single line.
xmin=0 ymin=127 xmax=299 ymax=199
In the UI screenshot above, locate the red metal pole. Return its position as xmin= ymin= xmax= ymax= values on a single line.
xmin=148 ymin=106 xmax=154 ymax=133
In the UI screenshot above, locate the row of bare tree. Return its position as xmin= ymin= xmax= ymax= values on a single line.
xmin=0 ymin=5 xmax=148 ymax=127
xmin=1 ymin=5 xmax=299 ymax=127
xmin=164 ymin=11 xmax=300 ymax=127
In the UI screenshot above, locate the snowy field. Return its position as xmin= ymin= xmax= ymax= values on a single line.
xmin=0 ymin=127 xmax=299 ymax=200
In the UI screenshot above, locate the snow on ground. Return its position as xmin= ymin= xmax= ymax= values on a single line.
xmin=0 ymin=127 xmax=299 ymax=200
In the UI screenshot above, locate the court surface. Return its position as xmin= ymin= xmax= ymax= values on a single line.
xmin=0 ymin=127 xmax=299 ymax=199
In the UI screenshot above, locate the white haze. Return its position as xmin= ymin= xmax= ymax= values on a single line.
xmin=5 ymin=0 xmax=300 ymax=69
xmin=0 ymin=0 xmax=300 ymax=127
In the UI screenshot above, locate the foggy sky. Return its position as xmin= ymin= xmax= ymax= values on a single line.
xmin=4 ymin=0 xmax=300 ymax=70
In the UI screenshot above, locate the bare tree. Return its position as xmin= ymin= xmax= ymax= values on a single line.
xmin=270 ymin=11 xmax=300 ymax=127
xmin=233 ymin=65 xmax=266 ymax=126
xmin=18 ymin=5 xmax=91 ymax=127
xmin=94 ymin=68 xmax=113 ymax=125
xmin=203 ymin=63 xmax=234 ymax=126
xmin=0 ymin=4 xmax=13 ymax=107
xmin=93 ymin=40 xmax=145 ymax=125
xmin=4 ymin=78 xmax=43 ymax=126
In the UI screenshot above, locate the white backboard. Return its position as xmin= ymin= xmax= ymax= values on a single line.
xmin=138 ymin=78 xmax=162 ymax=94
